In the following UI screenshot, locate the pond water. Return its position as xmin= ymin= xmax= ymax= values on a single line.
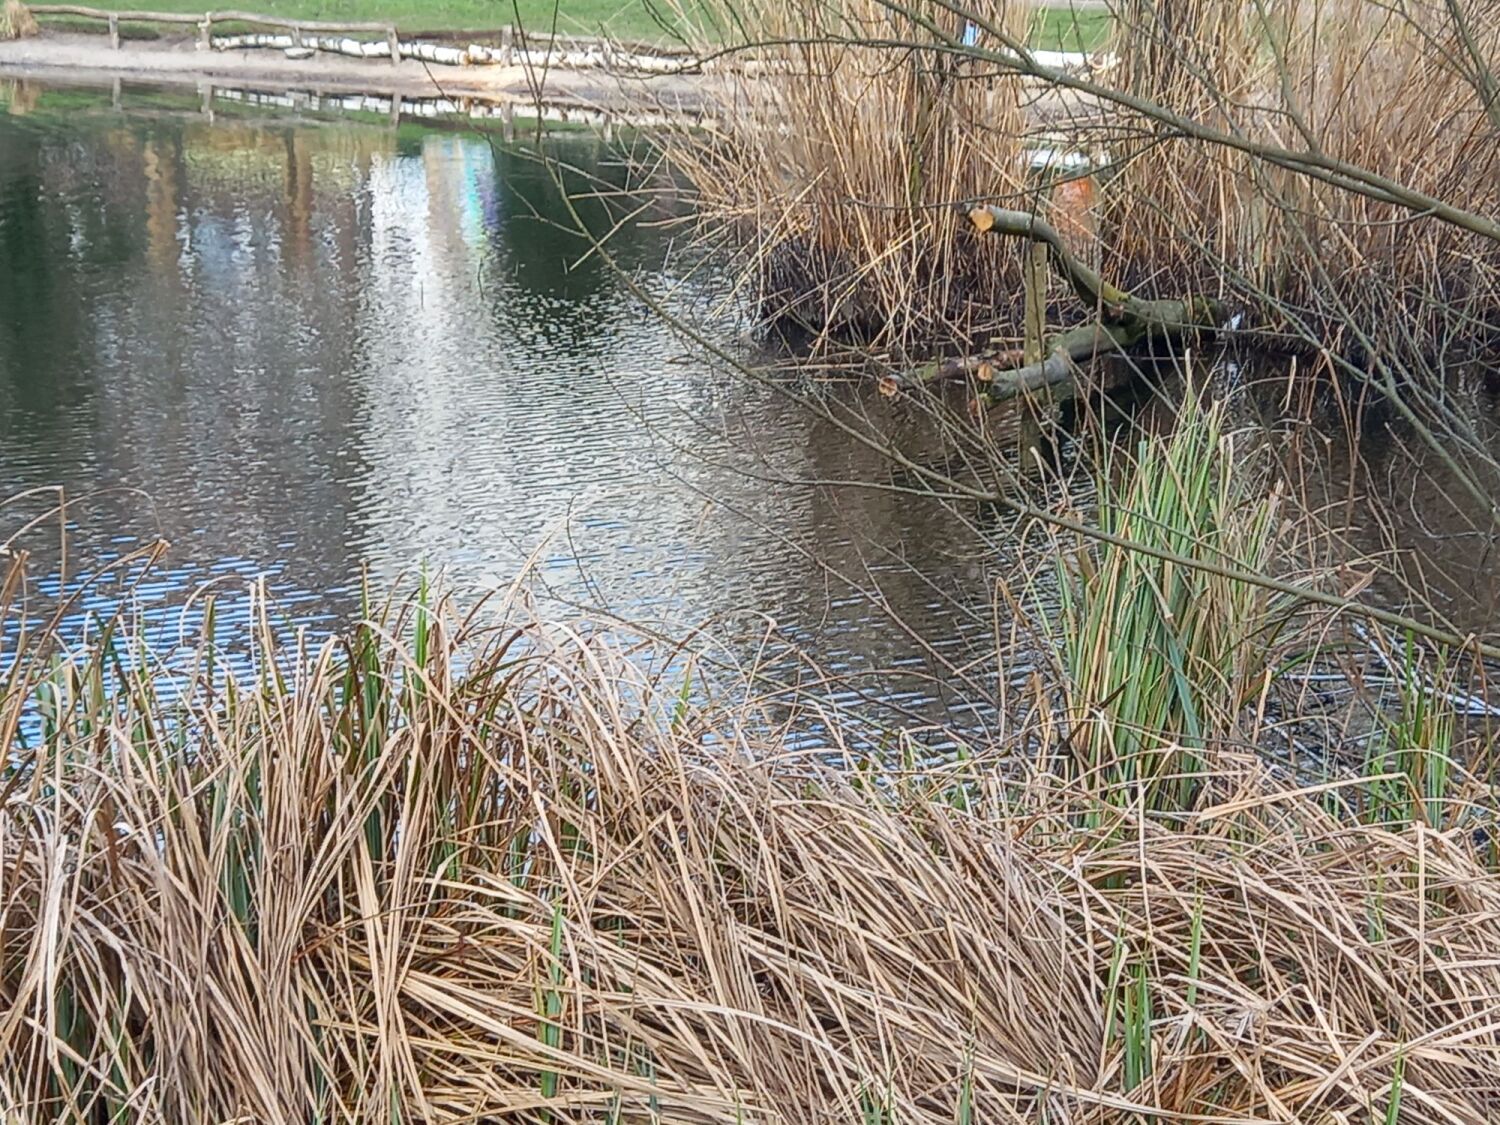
xmin=3 ymin=81 xmax=1498 ymax=743
xmin=0 ymin=83 xmax=1017 ymax=740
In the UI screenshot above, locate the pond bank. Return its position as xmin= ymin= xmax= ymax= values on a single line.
xmin=5 ymin=506 xmax=1498 ymax=1121
xmin=0 ymin=28 xmax=722 ymax=113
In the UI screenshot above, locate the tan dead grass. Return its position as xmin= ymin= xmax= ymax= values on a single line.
xmin=671 ymin=0 xmax=1035 ymax=352
xmin=0 ymin=0 xmax=38 ymax=40
xmin=2 ymin=562 xmax=1498 ymax=1121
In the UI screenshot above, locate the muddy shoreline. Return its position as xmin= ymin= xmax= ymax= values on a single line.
xmin=0 ymin=29 xmax=722 ymax=115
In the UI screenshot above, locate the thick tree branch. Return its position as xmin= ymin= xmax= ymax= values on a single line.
xmin=904 ymin=204 xmax=1222 ymax=402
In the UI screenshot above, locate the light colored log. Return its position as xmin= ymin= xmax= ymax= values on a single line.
xmin=193 ymin=19 xmax=697 ymax=73
xmin=397 ymin=40 xmax=467 ymax=65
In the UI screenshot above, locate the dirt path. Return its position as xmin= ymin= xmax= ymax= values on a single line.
xmin=0 ymin=30 xmax=717 ymax=113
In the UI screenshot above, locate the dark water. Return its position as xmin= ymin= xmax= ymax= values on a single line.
xmin=0 ymin=84 xmax=1013 ymax=738
xmin=3 ymin=83 xmax=1499 ymax=744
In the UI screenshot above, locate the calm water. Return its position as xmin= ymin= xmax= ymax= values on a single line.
xmin=0 ymin=85 xmax=1015 ymax=737
xmin=3 ymin=83 xmax=1498 ymax=741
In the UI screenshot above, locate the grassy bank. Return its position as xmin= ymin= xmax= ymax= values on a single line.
xmin=21 ymin=0 xmax=698 ymax=41
xmin=26 ymin=0 xmax=1112 ymax=47
xmin=4 ymin=400 xmax=1497 ymax=1121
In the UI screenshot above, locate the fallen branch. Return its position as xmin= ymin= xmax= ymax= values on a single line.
xmin=905 ymin=205 xmax=1223 ymax=407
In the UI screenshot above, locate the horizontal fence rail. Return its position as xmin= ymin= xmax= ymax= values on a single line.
xmin=30 ymin=5 xmax=400 ymax=56
xmin=30 ymin=5 xmax=388 ymax=30
xmin=26 ymin=4 xmax=698 ymax=64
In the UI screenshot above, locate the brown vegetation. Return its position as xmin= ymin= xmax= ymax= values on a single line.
xmin=672 ymin=0 xmax=1500 ymax=376
xmin=4 ymin=405 xmax=1497 ymax=1121
xmin=1103 ymin=0 xmax=1500 ymax=364
xmin=671 ymin=0 xmax=1034 ymax=350
xmin=0 ymin=0 xmax=38 ymax=40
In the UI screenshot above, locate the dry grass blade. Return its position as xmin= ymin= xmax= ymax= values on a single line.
xmin=0 ymin=0 xmax=37 ymax=39
xmin=1 ymin=537 xmax=1498 ymax=1120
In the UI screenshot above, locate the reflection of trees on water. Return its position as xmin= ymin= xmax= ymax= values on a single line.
xmin=0 ymin=115 xmax=700 ymax=601
xmin=0 ymin=109 xmax=1003 ymax=739
xmin=0 ymin=117 xmax=386 ymax=593
xmin=0 ymin=132 xmax=92 ymax=426
xmin=488 ymin=137 xmax=669 ymax=319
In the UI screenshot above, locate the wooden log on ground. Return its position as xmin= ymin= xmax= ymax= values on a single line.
xmin=186 ymin=13 xmax=698 ymax=72
xmin=212 ymin=31 xmax=394 ymax=58
xmin=397 ymin=40 xmax=468 ymax=65
xmin=212 ymin=31 xmax=292 ymax=50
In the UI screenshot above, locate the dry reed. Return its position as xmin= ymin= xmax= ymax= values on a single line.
xmin=3 ymin=512 xmax=1498 ymax=1118
xmin=4 ymin=611 xmax=1499 ymax=1120
xmin=675 ymin=0 xmax=1500 ymax=369
xmin=0 ymin=0 xmax=38 ymax=40
xmin=670 ymin=0 xmax=1034 ymax=352
xmin=1102 ymin=0 xmax=1500 ymax=363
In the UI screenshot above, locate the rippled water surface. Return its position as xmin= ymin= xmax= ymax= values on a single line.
xmin=5 ymin=82 xmax=1500 ymax=742
xmin=0 ymin=85 xmax=1013 ymax=735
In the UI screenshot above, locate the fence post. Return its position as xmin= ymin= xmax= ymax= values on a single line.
xmin=197 ymin=15 xmax=211 ymax=50
xmin=107 ymin=12 xmax=119 ymax=49
xmin=498 ymin=24 xmax=513 ymax=66
xmin=387 ymin=25 xmax=400 ymax=65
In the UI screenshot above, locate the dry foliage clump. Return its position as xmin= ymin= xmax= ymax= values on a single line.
xmin=672 ymin=0 xmax=1034 ymax=352
xmin=674 ymin=0 xmax=1500 ymax=369
xmin=1102 ymin=0 xmax=1500 ymax=361
xmin=0 ymin=0 xmax=38 ymax=40
xmin=3 ymin=561 xmax=1500 ymax=1121
xmin=3 ymin=398 xmax=1494 ymax=1120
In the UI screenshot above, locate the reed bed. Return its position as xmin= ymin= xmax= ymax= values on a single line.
xmin=1102 ymin=0 xmax=1500 ymax=364
xmin=0 ymin=0 xmax=38 ymax=40
xmin=4 ymin=409 xmax=1498 ymax=1122
xmin=1053 ymin=390 xmax=1313 ymax=810
xmin=674 ymin=0 xmax=1500 ymax=372
xmin=671 ymin=0 xmax=1033 ymax=351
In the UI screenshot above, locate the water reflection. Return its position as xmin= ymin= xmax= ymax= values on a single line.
xmin=0 ymin=101 xmax=1003 ymax=738
xmin=5 ymin=91 xmax=1496 ymax=749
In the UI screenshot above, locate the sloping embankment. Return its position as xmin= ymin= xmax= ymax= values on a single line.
xmin=0 ymin=28 xmax=725 ymax=114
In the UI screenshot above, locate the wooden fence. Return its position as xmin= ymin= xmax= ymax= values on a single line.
xmin=30 ymin=5 xmax=401 ymax=59
xmin=26 ymin=5 xmax=696 ymax=67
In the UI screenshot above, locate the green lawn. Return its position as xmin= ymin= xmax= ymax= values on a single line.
xmin=50 ymin=0 xmax=1112 ymax=49
xmin=46 ymin=0 xmax=704 ymax=41
xmin=1030 ymin=5 xmax=1112 ymax=51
